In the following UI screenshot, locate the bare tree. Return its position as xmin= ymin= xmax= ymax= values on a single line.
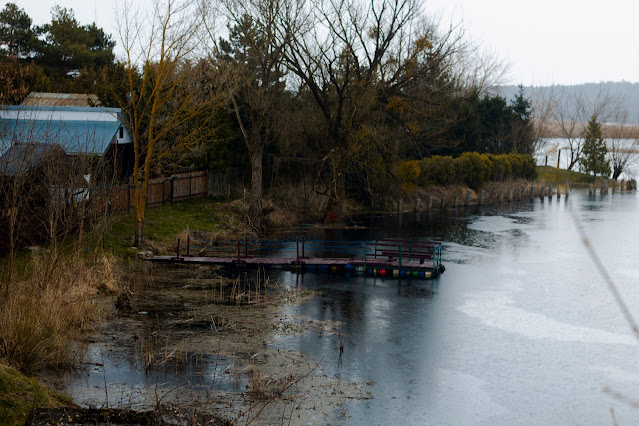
xmin=605 ymin=110 xmax=639 ymax=180
xmin=529 ymin=86 xmax=556 ymax=157
xmin=552 ymin=86 xmax=624 ymax=171
xmin=281 ymin=0 xmax=469 ymax=207
xmin=210 ymin=0 xmax=304 ymax=229
xmin=116 ymin=0 xmax=216 ymax=246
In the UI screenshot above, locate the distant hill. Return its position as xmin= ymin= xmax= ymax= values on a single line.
xmin=497 ymin=82 xmax=639 ymax=121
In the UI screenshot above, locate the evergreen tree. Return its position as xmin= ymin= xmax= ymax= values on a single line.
xmin=35 ymin=7 xmax=115 ymax=73
xmin=580 ymin=114 xmax=611 ymax=177
xmin=0 ymin=3 xmax=36 ymax=59
xmin=509 ymin=85 xmax=534 ymax=154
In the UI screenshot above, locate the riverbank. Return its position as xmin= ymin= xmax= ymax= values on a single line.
xmin=36 ymin=263 xmax=373 ymax=424
xmin=0 ymin=363 xmax=75 ymax=425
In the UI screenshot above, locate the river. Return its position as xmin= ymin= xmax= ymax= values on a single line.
xmin=56 ymin=190 xmax=639 ymax=424
xmin=270 ymin=190 xmax=639 ymax=424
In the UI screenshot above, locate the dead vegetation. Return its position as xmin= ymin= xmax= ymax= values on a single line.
xmin=42 ymin=263 xmax=372 ymax=424
xmin=0 ymin=253 xmax=119 ymax=372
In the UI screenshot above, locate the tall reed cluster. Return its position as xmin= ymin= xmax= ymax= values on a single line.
xmin=0 ymin=253 xmax=118 ymax=372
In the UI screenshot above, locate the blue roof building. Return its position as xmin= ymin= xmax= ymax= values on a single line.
xmin=0 ymin=105 xmax=132 ymax=157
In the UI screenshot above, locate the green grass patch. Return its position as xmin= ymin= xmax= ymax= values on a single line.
xmin=103 ymin=197 xmax=230 ymax=256
xmin=537 ymin=166 xmax=597 ymax=186
xmin=0 ymin=363 xmax=72 ymax=425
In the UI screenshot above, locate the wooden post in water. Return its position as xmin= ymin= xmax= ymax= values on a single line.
xmin=489 ymin=189 xmax=494 ymax=203
xmin=441 ymin=197 xmax=446 ymax=209
xmin=540 ymin=186 xmax=545 ymax=198
xmin=601 ymin=179 xmax=608 ymax=194
xmin=479 ymin=190 xmax=485 ymax=205
xmin=398 ymin=198 xmax=403 ymax=212
xmin=499 ymin=191 xmax=504 ymax=203
xmin=509 ymin=189 xmax=514 ymax=202
xmin=517 ymin=188 xmax=522 ymax=201
xmin=530 ymin=185 xmax=535 ymax=199
xmin=416 ymin=198 xmax=422 ymax=211
xmin=621 ymin=179 xmax=626 ymax=193
xmin=465 ymin=189 xmax=471 ymax=206
xmin=454 ymin=195 xmax=459 ymax=207
xmin=547 ymin=186 xmax=552 ymax=199
xmin=612 ymin=180 xmax=617 ymax=194
xmin=589 ymin=184 xmax=594 ymax=195
xmin=428 ymin=195 xmax=433 ymax=209
xmin=565 ymin=179 xmax=570 ymax=199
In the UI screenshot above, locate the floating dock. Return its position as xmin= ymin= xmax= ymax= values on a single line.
xmin=150 ymin=238 xmax=445 ymax=279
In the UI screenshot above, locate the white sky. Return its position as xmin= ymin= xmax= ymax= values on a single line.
xmin=14 ymin=0 xmax=639 ymax=86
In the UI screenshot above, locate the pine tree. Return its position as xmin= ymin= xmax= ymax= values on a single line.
xmin=580 ymin=114 xmax=611 ymax=177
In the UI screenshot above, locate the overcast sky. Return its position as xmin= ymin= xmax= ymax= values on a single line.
xmin=15 ymin=0 xmax=639 ymax=86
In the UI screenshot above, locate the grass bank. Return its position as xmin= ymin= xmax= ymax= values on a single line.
xmin=103 ymin=198 xmax=259 ymax=257
xmin=536 ymin=165 xmax=597 ymax=186
xmin=0 ymin=363 xmax=72 ymax=425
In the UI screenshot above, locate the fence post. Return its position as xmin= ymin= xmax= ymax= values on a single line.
xmin=302 ymin=237 xmax=305 ymax=258
xmin=244 ymin=237 xmax=248 ymax=258
xmin=176 ymin=238 xmax=181 ymax=259
xmin=170 ymin=177 xmax=175 ymax=204
xmin=186 ymin=234 xmax=190 ymax=257
xmin=398 ymin=243 xmax=402 ymax=268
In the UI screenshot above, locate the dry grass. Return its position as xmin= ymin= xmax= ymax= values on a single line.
xmin=267 ymin=183 xmax=329 ymax=224
xmin=0 ymin=253 xmax=119 ymax=372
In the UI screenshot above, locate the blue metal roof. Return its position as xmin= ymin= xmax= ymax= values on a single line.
xmin=0 ymin=118 xmax=121 ymax=155
xmin=0 ymin=142 xmax=64 ymax=176
xmin=2 ymin=105 xmax=123 ymax=114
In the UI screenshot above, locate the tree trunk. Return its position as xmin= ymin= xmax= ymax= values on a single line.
xmin=612 ymin=166 xmax=622 ymax=180
xmin=134 ymin=218 xmax=144 ymax=247
xmin=133 ymin=174 xmax=147 ymax=247
xmin=249 ymin=138 xmax=263 ymax=230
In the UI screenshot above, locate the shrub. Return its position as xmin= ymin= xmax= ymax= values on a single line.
xmin=397 ymin=160 xmax=421 ymax=193
xmin=418 ymin=152 xmax=537 ymax=187
xmin=454 ymin=152 xmax=493 ymax=189
xmin=397 ymin=160 xmax=421 ymax=183
xmin=509 ymin=153 xmax=537 ymax=180
xmin=419 ymin=156 xmax=457 ymax=185
xmin=488 ymin=154 xmax=512 ymax=181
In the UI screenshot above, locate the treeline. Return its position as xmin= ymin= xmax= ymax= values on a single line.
xmin=0 ymin=1 xmax=537 ymax=229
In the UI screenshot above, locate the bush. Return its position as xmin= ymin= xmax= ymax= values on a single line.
xmin=419 ymin=156 xmax=457 ymax=185
xmin=488 ymin=154 xmax=512 ymax=181
xmin=397 ymin=161 xmax=421 ymax=193
xmin=417 ymin=152 xmax=537 ymax=187
xmin=454 ymin=152 xmax=493 ymax=189
xmin=508 ymin=153 xmax=537 ymax=180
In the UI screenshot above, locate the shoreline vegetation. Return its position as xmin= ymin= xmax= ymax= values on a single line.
xmin=0 ymin=165 xmax=632 ymax=425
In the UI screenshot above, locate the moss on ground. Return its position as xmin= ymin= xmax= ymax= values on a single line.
xmin=0 ymin=363 xmax=72 ymax=425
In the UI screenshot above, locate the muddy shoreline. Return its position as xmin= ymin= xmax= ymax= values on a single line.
xmin=37 ymin=263 xmax=372 ymax=425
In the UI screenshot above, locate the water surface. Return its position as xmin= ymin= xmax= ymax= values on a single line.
xmin=271 ymin=191 xmax=639 ymax=424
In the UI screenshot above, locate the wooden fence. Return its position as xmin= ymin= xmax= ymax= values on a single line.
xmin=106 ymin=170 xmax=208 ymax=213
xmin=0 ymin=169 xmax=247 ymax=253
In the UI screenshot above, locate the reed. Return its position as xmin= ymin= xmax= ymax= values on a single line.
xmin=0 ymin=253 xmax=118 ymax=372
